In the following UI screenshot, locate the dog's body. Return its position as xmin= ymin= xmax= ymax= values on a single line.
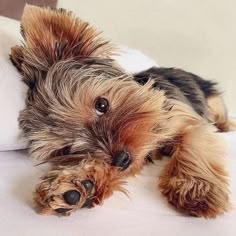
xmin=10 ymin=5 xmax=235 ymax=218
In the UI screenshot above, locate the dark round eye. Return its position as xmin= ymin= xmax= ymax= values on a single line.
xmin=95 ymin=97 xmax=109 ymax=116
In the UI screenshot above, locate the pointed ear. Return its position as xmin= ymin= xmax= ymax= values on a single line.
xmin=16 ymin=4 xmax=113 ymax=69
xmin=10 ymin=4 xmax=114 ymax=89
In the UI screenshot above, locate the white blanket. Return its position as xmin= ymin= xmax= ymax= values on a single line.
xmin=0 ymin=16 xmax=27 ymax=151
xmin=0 ymin=131 xmax=236 ymax=236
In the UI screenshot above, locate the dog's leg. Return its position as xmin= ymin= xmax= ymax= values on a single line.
xmin=207 ymin=94 xmax=236 ymax=131
xmin=158 ymin=121 xmax=230 ymax=218
xmin=34 ymin=159 xmax=126 ymax=215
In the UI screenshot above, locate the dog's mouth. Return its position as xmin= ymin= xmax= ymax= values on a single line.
xmin=44 ymin=146 xmax=132 ymax=171
xmin=48 ymin=148 xmax=133 ymax=171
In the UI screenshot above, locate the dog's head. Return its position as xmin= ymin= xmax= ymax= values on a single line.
xmin=12 ymin=5 xmax=169 ymax=173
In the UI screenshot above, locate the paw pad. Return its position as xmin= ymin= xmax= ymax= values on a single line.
xmin=55 ymin=208 xmax=71 ymax=213
xmin=81 ymin=179 xmax=94 ymax=194
xmin=63 ymin=190 xmax=81 ymax=205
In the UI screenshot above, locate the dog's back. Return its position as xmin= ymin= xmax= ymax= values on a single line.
xmin=134 ymin=67 xmax=235 ymax=131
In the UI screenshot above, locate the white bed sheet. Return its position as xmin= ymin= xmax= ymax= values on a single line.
xmin=0 ymin=131 xmax=236 ymax=236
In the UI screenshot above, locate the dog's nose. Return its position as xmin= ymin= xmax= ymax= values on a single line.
xmin=112 ymin=150 xmax=131 ymax=170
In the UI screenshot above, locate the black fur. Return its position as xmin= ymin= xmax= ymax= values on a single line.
xmin=134 ymin=67 xmax=219 ymax=118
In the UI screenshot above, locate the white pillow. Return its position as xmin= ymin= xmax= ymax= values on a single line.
xmin=0 ymin=16 xmax=27 ymax=151
xmin=0 ymin=16 xmax=157 ymax=151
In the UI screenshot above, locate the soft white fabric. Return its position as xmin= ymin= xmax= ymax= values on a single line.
xmin=0 ymin=131 xmax=236 ymax=236
xmin=0 ymin=16 xmax=157 ymax=151
xmin=112 ymin=45 xmax=158 ymax=74
xmin=0 ymin=16 xmax=27 ymax=151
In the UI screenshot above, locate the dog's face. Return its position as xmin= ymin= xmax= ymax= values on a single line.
xmin=12 ymin=5 xmax=169 ymax=173
xmin=20 ymin=59 xmax=167 ymax=172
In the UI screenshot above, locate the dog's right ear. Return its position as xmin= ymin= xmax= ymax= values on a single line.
xmin=10 ymin=4 xmax=113 ymax=87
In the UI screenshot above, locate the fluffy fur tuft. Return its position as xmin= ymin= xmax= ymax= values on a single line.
xmin=10 ymin=4 xmax=113 ymax=88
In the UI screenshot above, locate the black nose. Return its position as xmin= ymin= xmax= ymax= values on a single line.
xmin=112 ymin=150 xmax=131 ymax=170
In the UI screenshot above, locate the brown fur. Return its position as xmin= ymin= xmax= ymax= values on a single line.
xmin=11 ymin=5 xmax=234 ymax=218
xmin=207 ymin=94 xmax=236 ymax=132
xmin=158 ymin=107 xmax=230 ymax=218
xmin=35 ymin=157 xmax=126 ymax=215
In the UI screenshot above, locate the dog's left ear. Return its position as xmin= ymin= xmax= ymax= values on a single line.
xmin=10 ymin=4 xmax=113 ymax=86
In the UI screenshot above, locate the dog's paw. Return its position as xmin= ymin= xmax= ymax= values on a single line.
xmin=34 ymin=167 xmax=97 ymax=216
xmin=159 ymin=176 xmax=231 ymax=218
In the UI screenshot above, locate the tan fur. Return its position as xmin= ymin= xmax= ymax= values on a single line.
xmin=20 ymin=64 xmax=168 ymax=165
xmin=159 ymin=107 xmax=230 ymax=218
xmin=34 ymin=157 xmax=126 ymax=215
xmin=10 ymin=4 xmax=114 ymax=86
xmin=207 ymin=94 xmax=236 ymax=131
xmin=11 ymin=5 xmax=231 ymax=218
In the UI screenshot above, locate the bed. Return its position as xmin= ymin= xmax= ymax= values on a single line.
xmin=0 ymin=15 xmax=236 ymax=236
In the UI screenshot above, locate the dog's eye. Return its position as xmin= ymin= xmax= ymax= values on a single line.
xmin=61 ymin=146 xmax=71 ymax=155
xmin=56 ymin=146 xmax=71 ymax=156
xmin=95 ymin=97 xmax=109 ymax=116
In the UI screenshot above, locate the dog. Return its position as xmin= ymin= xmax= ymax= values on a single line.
xmin=10 ymin=4 xmax=235 ymax=218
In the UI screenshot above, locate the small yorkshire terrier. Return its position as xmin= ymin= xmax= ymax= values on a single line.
xmin=10 ymin=5 xmax=235 ymax=218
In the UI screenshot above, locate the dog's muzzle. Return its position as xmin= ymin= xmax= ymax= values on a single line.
xmin=112 ymin=150 xmax=131 ymax=171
